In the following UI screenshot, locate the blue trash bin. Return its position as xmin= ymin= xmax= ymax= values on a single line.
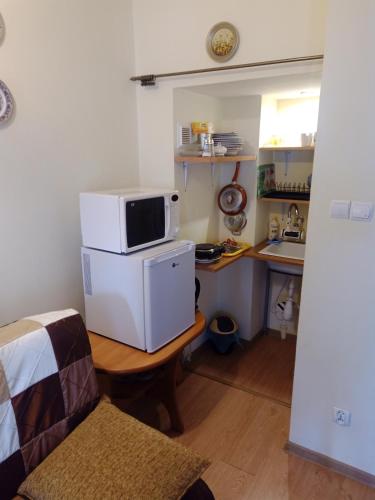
xmin=208 ymin=314 xmax=240 ymax=354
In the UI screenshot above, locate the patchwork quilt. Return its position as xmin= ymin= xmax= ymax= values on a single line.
xmin=0 ymin=309 xmax=99 ymax=499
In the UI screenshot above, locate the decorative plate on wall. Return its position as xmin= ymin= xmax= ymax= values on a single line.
xmin=206 ymin=22 xmax=239 ymax=62
xmin=0 ymin=80 xmax=14 ymax=124
xmin=0 ymin=13 xmax=5 ymax=45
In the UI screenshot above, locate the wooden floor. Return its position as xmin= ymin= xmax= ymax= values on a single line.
xmin=116 ymin=335 xmax=375 ymax=499
xmin=174 ymin=373 xmax=375 ymax=500
xmin=189 ymin=334 xmax=297 ymax=406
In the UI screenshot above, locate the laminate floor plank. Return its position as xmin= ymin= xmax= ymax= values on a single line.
xmin=112 ymin=343 xmax=375 ymax=499
xmin=201 ymin=461 xmax=255 ymax=500
xmin=175 ymin=373 xmax=375 ymax=500
xmin=189 ymin=334 xmax=296 ymax=406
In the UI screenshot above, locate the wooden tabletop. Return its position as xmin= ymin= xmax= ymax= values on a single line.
xmin=88 ymin=311 xmax=206 ymax=375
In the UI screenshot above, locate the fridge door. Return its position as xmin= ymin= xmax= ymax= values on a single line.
xmin=143 ymin=243 xmax=195 ymax=352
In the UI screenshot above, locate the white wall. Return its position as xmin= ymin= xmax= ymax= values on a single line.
xmin=217 ymin=258 xmax=265 ymax=342
xmin=134 ymin=1 xmax=327 ymax=344
xmin=277 ymin=97 xmax=319 ymax=146
xmin=132 ymin=0 xmax=327 ymax=75
xmin=0 ymin=0 xmax=139 ymax=325
xmin=174 ymin=89 xmax=222 ymax=243
xmin=173 ymin=89 xmax=262 ymax=341
xmin=133 ymin=0 xmax=327 ymax=212
xmin=290 ymin=0 xmax=375 ymax=474
xmin=218 ymin=96 xmax=261 ymax=245
xmin=174 ymin=89 xmax=261 ymax=246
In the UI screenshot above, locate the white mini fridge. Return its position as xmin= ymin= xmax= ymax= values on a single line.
xmin=81 ymin=240 xmax=195 ymax=352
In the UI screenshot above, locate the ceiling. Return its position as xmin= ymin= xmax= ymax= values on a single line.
xmin=183 ymin=71 xmax=321 ymax=99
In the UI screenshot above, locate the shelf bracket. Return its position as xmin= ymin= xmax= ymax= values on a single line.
xmin=183 ymin=161 xmax=188 ymax=191
xmin=284 ymin=151 xmax=291 ymax=176
xmin=210 ymin=162 xmax=215 ymax=187
xmin=182 ymin=160 xmax=215 ymax=190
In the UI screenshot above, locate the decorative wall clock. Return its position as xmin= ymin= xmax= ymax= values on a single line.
xmin=206 ymin=22 xmax=239 ymax=62
xmin=0 ymin=80 xmax=14 ymax=124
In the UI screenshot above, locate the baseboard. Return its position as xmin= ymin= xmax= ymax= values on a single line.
xmin=285 ymin=440 xmax=375 ymax=488
xmin=266 ymin=328 xmax=296 ymax=340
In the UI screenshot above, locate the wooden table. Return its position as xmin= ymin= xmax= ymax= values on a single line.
xmin=88 ymin=311 xmax=206 ymax=433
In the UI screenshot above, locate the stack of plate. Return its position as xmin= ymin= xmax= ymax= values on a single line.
xmin=212 ymin=132 xmax=244 ymax=156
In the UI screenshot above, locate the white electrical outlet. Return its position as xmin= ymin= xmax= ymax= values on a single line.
xmin=333 ymin=407 xmax=351 ymax=426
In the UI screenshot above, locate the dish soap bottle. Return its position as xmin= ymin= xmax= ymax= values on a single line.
xmin=268 ymin=216 xmax=280 ymax=241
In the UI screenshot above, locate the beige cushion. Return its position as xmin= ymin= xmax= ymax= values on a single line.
xmin=18 ymin=401 xmax=210 ymax=500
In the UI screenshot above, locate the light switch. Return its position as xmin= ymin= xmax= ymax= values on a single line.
xmin=350 ymin=201 xmax=374 ymax=221
xmin=330 ymin=200 xmax=351 ymax=219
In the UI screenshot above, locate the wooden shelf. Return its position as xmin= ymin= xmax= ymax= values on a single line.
xmin=195 ymin=253 xmax=244 ymax=273
xmin=259 ymin=146 xmax=314 ymax=152
xmin=175 ymin=155 xmax=256 ymax=164
xmin=260 ymin=197 xmax=310 ymax=206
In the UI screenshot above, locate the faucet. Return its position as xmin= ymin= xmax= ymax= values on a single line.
xmin=283 ymin=203 xmax=305 ymax=242
xmin=288 ymin=203 xmax=299 ymax=220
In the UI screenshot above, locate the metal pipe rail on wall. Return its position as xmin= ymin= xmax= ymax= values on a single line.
xmin=130 ymin=54 xmax=324 ymax=86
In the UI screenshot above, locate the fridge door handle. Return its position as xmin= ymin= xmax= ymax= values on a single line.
xmin=144 ymin=242 xmax=195 ymax=266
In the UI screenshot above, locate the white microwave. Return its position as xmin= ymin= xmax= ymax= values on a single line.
xmin=80 ymin=188 xmax=180 ymax=254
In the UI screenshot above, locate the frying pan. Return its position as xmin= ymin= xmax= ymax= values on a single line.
xmin=218 ymin=161 xmax=247 ymax=215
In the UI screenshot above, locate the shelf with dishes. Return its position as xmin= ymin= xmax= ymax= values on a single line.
xmin=259 ymin=197 xmax=310 ymax=205
xmin=259 ymin=189 xmax=310 ymax=205
xmin=175 ymin=155 xmax=256 ymax=164
xmin=175 ymin=155 xmax=257 ymax=190
xmin=257 ymin=161 xmax=312 ymax=206
xmin=259 ymin=146 xmax=314 ymax=152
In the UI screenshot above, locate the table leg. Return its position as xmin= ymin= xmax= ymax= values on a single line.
xmin=153 ymin=354 xmax=184 ymax=433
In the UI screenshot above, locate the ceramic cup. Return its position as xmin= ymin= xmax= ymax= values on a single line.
xmin=301 ymin=133 xmax=313 ymax=147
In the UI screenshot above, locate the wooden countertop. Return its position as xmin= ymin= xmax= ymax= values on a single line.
xmin=196 ymin=241 xmax=304 ymax=272
xmin=244 ymin=240 xmax=304 ymax=267
xmin=88 ymin=311 xmax=206 ymax=374
xmin=195 ymin=253 xmax=244 ymax=272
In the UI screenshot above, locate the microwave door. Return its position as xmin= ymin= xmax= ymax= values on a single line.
xmin=143 ymin=244 xmax=195 ymax=352
xmin=125 ymin=197 xmax=165 ymax=251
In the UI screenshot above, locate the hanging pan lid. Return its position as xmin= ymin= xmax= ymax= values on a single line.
xmin=224 ymin=211 xmax=247 ymax=236
xmin=218 ymin=161 xmax=247 ymax=215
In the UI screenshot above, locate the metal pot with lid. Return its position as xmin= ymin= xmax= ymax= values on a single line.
xmin=195 ymin=243 xmax=225 ymax=262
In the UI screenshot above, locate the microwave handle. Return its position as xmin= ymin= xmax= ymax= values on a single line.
xmin=165 ymin=199 xmax=171 ymax=236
